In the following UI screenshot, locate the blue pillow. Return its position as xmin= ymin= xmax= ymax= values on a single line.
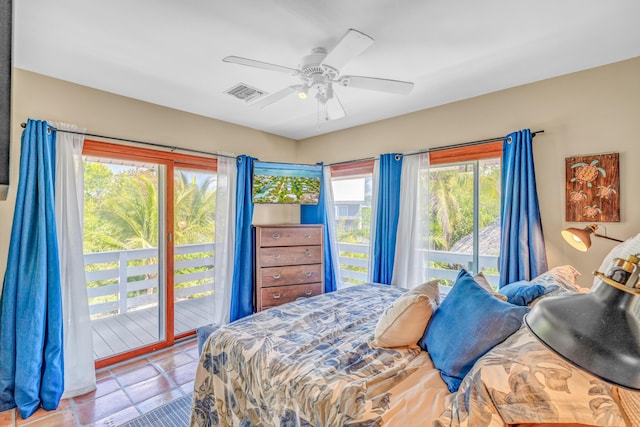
xmin=498 ymin=281 xmax=558 ymax=306
xmin=418 ymin=269 xmax=529 ymax=392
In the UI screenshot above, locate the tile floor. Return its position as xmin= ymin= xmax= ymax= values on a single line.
xmin=0 ymin=338 xmax=199 ymax=427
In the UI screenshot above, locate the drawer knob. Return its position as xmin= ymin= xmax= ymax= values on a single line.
xmin=304 ymin=290 xmax=312 ymax=296
xmin=272 ymin=293 xmax=281 ymax=299
xmin=304 ymin=233 xmax=311 ymax=238
xmin=273 ymin=253 xmax=281 ymax=259
xmin=272 ymin=273 xmax=281 ymax=279
xmin=304 ymin=252 xmax=311 ymax=257
xmin=304 ymin=271 xmax=312 ymax=276
xmin=272 ymin=234 xmax=281 ymax=239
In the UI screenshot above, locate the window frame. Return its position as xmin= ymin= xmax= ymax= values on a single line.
xmin=329 ymin=160 xmax=375 ymax=286
xmin=429 ymin=141 xmax=501 ymax=165
xmin=426 ymin=141 xmax=502 ymax=283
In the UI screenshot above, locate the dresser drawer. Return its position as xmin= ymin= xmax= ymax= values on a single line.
xmin=260 ymin=264 xmax=322 ymax=287
xmin=261 ymin=283 xmax=323 ymax=307
xmin=257 ymin=226 xmax=322 ymax=247
xmin=258 ymin=246 xmax=322 ymax=267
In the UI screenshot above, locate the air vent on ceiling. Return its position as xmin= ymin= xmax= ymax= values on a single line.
xmin=225 ymin=83 xmax=265 ymax=102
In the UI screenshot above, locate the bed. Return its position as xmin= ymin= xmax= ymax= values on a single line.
xmin=189 ymin=267 xmax=638 ymax=427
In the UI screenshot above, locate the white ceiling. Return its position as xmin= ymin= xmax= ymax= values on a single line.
xmin=13 ymin=0 xmax=640 ymax=140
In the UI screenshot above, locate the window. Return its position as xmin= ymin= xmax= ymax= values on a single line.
xmin=427 ymin=142 xmax=502 ymax=287
xmin=82 ymin=140 xmax=217 ymax=367
xmin=330 ymin=160 xmax=374 ymax=285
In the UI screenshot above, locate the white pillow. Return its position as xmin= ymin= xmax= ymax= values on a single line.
xmin=371 ymin=280 xmax=439 ymax=348
xmin=593 ymin=233 xmax=640 ymax=287
xmin=529 ymin=265 xmax=581 ymax=291
xmin=474 ymin=272 xmax=508 ymax=302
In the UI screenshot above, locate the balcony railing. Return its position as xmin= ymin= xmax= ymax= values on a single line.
xmin=84 ymin=241 xmax=497 ymax=321
xmin=84 ymin=243 xmax=214 ymax=319
xmin=338 ymin=242 xmax=500 ymax=287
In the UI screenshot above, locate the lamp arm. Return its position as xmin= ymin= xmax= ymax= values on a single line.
xmin=593 ymin=233 xmax=624 ymax=243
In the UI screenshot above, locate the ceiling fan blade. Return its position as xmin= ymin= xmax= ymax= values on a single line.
xmin=321 ymin=29 xmax=374 ymax=71
xmin=339 ymin=75 xmax=414 ymax=95
xmin=223 ymin=56 xmax=298 ymax=74
xmin=325 ymin=93 xmax=346 ymax=121
xmin=251 ymin=85 xmax=299 ymax=109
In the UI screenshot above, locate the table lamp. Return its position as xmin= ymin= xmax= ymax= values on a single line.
xmin=525 ymin=253 xmax=640 ymax=390
xmin=561 ymin=224 xmax=623 ymax=252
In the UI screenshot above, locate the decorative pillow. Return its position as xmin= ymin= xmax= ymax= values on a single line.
xmin=418 ymin=269 xmax=529 ymax=393
xmin=409 ymin=279 xmax=441 ymax=305
xmin=498 ymin=280 xmax=557 ymax=306
xmin=475 ymin=272 xmax=508 ymax=302
xmin=371 ymin=280 xmax=439 ymax=348
xmin=529 ymin=265 xmax=581 ymax=291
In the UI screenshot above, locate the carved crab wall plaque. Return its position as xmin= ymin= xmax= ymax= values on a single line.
xmin=565 ymin=152 xmax=619 ymax=222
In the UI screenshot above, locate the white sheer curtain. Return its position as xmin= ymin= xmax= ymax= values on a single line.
xmin=367 ymin=159 xmax=380 ymax=282
xmin=53 ymin=122 xmax=96 ymax=398
xmin=212 ymin=154 xmax=237 ymax=325
xmin=391 ymin=153 xmax=431 ymax=289
xmin=323 ymin=165 xmax=343 ymax=289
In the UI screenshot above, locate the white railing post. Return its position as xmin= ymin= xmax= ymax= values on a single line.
xmin=118 ymin=250 xmax=128 ymax=314
xmin=336 ymin=242 xmax=500 ymax=287
xmin=86 ymin=243 xmax=216 ymax=318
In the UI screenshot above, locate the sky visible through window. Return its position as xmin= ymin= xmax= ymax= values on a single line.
xmin=332 ymin=177 xmax=365 ymax=202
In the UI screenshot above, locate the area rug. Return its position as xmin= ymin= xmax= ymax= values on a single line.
xmin=119 ymin=392 xmax=192 ymax=427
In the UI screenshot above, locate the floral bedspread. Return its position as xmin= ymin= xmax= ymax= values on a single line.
xmin=189 ymin=267 xmax=633 ymax=427
xmin=189 ymin=284 xmax=429 ymax=427
xmin=435 ymin=327 xmax=626 ymax=427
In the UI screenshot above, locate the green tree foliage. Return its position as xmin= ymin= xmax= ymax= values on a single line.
xmin=83 ymin=161 xmax=217 ymax=316
xmin=429 ymin=162 xmax=500 ymax=251
xmin=173 ymin=171 xmax=216 ymax=245
xmin=84 ymin=164 xmax=217 ymax=253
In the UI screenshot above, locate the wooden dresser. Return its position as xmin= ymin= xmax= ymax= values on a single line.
xmin=254 ymin=224 xmax=324 ymax=311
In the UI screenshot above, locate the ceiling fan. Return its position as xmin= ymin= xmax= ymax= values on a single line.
xmin=223 ymin=29 xmax=414 ymax=121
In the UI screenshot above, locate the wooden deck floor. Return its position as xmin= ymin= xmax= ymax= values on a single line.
xmin=92 ymin=295 xmax=214 ymax=360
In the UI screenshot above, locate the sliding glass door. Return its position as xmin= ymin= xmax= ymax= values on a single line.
xmin=83 ymin=156 xmax=167 ymax=362
xmin=173 ymin=166 xmax=216 ymax=337
xmin=82 ymin=141 xmax=217 ymax=367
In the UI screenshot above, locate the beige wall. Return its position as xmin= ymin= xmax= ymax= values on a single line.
xmin=2 ymin=58 xmax=639 ymax=290
xmin=0 ymin=69 xmax=299 ymax=286
xmin=296 ymin=57 xmax=640 ymax=287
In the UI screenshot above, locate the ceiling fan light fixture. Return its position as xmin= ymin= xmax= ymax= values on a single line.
xmin=297 ymin=85 xmax=309 ymax=100
xmin=223 ymin=28 xmax=414 ymax=122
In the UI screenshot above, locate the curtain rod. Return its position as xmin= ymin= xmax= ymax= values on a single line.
xmin=20 ymin=122 xmax=237 ymax=160
xmin=20 ymin=122 xmax=544 ymax=166
xmin=327 ymin=130 xmax=545 ymax=167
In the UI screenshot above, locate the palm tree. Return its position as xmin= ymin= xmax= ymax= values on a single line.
xmin=98 ymin=169 xmax=159 ymax=250
xmin=87 ymin=168 xmax=217 ymax=252
xmin=429 ymin=167 xmax=472 ymax=250
xmin=173 ymin=172 xmax=216 ymax=245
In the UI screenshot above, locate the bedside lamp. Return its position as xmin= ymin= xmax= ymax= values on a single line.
xmin=525 ymin=253 xmax=640 ymax=390
xmin=561 ymin=224 xmax=623 ymax=252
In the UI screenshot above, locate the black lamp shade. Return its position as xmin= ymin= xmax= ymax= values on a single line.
xmin=525 ymin=281 xmax=640 ymax=390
